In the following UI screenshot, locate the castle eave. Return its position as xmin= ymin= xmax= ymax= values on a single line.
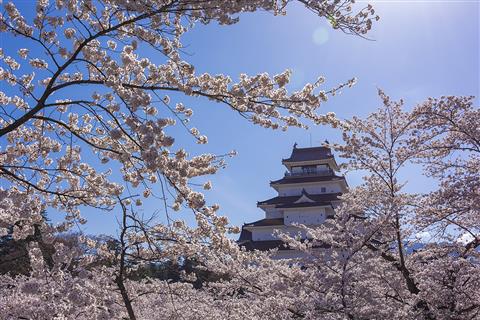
xmin=243 ymin=218 xmax=284 ymax=227
xmin=270 ymin=175 xmax=346 ymax=186
xmin=282 ymin=146 xmax=333 ymax=163
xmin=276 ymin=202 xmax=333 ymax=209
xmin=258 ymin=193 xmax=342 ymax=207
xmin=238 ymin=240 xmax=290 ymax=251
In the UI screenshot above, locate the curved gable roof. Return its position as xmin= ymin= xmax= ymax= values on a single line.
xmin=282 ymin=146 xmax=333 ymax=163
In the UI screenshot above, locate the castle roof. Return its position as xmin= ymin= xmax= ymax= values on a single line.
xmin=275 ymin=202 xmax=336 ymax=209
xmin=282 ymin=146 xmax=333 ymax=163
xmin=258 ymin=192 xmax=342 ymax=207
xmin=239 ymin=240 xmax=289 ymax=251
xmin=270 ymin=175 xmax=346 ymax=186
xmin=243 ymin=218 xmax=284 ymax=227
xmin=238 ymin=239 xmax=331 ymax=251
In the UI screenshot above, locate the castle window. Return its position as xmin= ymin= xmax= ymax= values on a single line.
xmin=302 ymin=165 xmax=316 ymax=174
xmin=321 ymin=187 xmax=326 ymax=193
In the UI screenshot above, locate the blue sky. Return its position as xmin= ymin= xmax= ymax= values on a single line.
xmin=174 ymin=0 xmax=479 ymax=233
xmin=68 ymin=1 xmax=480 ymax=235
xmin=2 ymin=1 xmax=479 ymax=236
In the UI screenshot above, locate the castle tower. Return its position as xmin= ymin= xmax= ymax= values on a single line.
xmin=238 ymin=143 xmax=347 ymax=259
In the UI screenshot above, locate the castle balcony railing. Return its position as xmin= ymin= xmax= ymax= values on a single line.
xmin=285 ymin=169 xmax=333 ymax=177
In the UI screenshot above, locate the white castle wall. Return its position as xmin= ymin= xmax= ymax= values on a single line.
xmin=276 ymin=181 xmax=343 ymax=196
xmin=272 ymin=249 xmax=310 ymax=260
xmin=264 ymin=207 xmax=283 ymax=219
xmin=250 ymin=226 xmax=307 ymax=241
xmin=290 ymin=164 xmax=330 ymax=173
xmin=284 ymin=207 xmax=326 ymax=225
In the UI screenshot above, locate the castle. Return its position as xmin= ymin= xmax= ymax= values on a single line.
xmin=238 ymin=144 xmax=347 ymax=259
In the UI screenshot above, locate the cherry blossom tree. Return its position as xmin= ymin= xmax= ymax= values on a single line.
xmin=0 ymin=1 xmax=477 ymax=318
xmin=268 ymin=91 xmax=480 ymax=319
xmin=411 ymin=96 xmax=479 ymax=249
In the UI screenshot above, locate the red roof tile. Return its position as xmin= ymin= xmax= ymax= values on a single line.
xmin=239 ymin=240 xmax=289 ymax=251
xmin=270 ymin=175 xmax=346 ymax=185
xmin=243 ymin=218 xmax=284 ymax=227
xmin=238 ymin=239 xmax=331 ymax=251
xmin=258 ymin=193 xmax=342 ymax=206
xmin=282 ymin=146 xmax=333 ymax=163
